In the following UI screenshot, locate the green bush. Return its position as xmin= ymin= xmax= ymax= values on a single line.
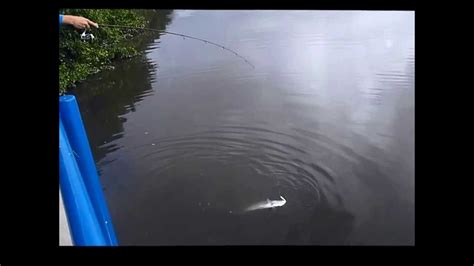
xmin=59 ymin=9 xmax=147 ymax=94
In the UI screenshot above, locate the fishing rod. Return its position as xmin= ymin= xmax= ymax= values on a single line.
xmin=91 ymin=23 xmax=255 ymax=69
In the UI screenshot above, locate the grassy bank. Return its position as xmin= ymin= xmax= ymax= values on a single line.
xmin=59 ymin=9 xmax=162 ymax=94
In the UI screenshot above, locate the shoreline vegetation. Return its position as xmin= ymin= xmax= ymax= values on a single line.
xmin=59 ymin=9 xmax=172 ymax=94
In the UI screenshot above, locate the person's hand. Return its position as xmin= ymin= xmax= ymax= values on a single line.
xmin=62 ymin=15 xmax=98 ymax=30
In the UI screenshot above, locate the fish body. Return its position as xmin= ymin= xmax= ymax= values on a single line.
xmin=244 ymin=196 xmax=286 ymax=212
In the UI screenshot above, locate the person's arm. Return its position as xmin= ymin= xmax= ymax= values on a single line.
xmin=60 ymin=15 xmax=98 ymax=29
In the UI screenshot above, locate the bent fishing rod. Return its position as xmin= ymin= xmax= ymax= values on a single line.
xmin=86 ymin=23 xmax=255 ymax=69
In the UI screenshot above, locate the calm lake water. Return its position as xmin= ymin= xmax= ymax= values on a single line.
xmin=72 ymin=10 xmax=414 ymax=245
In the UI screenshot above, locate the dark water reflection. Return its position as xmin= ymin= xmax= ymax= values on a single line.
xmin=72 ymin=10 xmax=414 ymax=245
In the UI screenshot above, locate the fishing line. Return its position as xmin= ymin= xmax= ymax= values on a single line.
xmin=94 ymin=24 xmax=255 ymax=69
